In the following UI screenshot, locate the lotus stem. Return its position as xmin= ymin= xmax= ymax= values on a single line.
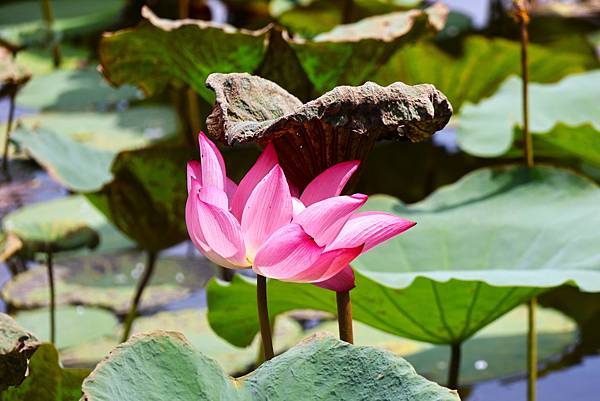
xmin=336 ymin=290 xmax=354 ymax=343
xmin=447 ymin=342 xmax=461 ymax=390
xmin=256 ymin=274 xmax=274 ymax=360
xmin=1 ymin=88 xmax=16 ymax=180
xmin=515 ymin=3 xmax=537 ymax=400
xmin=41 ymin=0 xmax=61 ymax=68
xmin=46 ymin=251 xmax=55 ymax=344
xmin=528 ymin=297 xmax=538 ymax=401
xmin=121 ymin=251 xmax=157 ymax=342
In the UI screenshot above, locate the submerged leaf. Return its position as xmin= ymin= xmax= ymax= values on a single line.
xmin=457 ymin=71 xmax=600 ymax=164
xmin=206 ymin=73 xmax=452 ymax=188
xmin=207 ymin=166 xmax=600 ymax=346
xmin=0 ymin=313 xmax=40 ymax=391
xmin=81 ymin=332 xmax=459 ymax=400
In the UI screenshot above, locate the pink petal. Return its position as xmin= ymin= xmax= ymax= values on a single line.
xmin=225 ymin=177 xmax=237 ymax=205
xmin=314 ymin=265 xmax=356 ymax=292
xmin=253 ymin=224 xmax=323 ymax=279
xmin=198 ymin=186 xmax=228 ymax=210
xmin=292 ymin=197 xmax=305 ymax=217
xmin=187 ymin=160 xmax=202 ymax=194
xmin=293 ymin=194 xmax=367 ymax=247
xmin=300 ymin=160 xmax=360 ymax=206
xmin=185 ymin=193 xmax=249 ymax=269
xmin=198 ymin=132 xmax=226 ymax=190
xmin=291 ymin=246 xmax=362 ymax=283
xmin=241 ymin=165 xmax=292 ymax=259
xmin=326 ymin=211 xmax=416 ymax=253
xmin=231 ymin=143 xmax=278 ymax=220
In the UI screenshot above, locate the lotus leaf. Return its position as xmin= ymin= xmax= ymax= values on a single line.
xmin=0 ymin=313 xmax=40 ymax=391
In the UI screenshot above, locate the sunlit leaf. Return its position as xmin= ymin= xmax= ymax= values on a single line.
xmin=0 ymin=313 xmax=40 ymax=391
xmin=1 ymin=343 xmax=90 ymax=401
xmin=99 ymin=6 xmax=270 ymax=102
xmin=207 ymin=166 xmax=600 ymax=346
xmin=2 ymin=253 xmax=213 ymax=314
xmin=81 ymin=332 xmax=459 ymax=400
xmin=456 ymin=71 xmax=600 ymax=165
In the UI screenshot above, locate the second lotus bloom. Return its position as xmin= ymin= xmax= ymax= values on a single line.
xmin=186 ymin=132 xmax=416 ymax=291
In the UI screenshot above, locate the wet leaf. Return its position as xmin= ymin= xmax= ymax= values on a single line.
xmin=85 ymin=144 xmax=193 ymax=252
xmin=12 ymin=105 xmax=179 ymax=192
xmin=0 ymin=0 xmax=123 ymax=49
xmin=457 ymin=71 xmax=600 ymax=165
xmin=207 ymin=166 xmax=600 ymax=346
xmin=307 ymin=306 xmax=576 ymax=384
xmin=0 ymin=313 xmax=40 ymax=391
xmin=206 ymin=73 xmax=452 ymax=188
xmin=14 ymin=306 xmax=118 ymax=350
xmin=2 ymin=252 xmax=212 ymax=314
xmin=99 ymin=6 xmax=270 ymax=101
xmin=61 ymin=309 xmax=303 ymax=374
xmin=1 ymin=343 xmax=90 ymax=401
xmin=81 ymin=332 xmax=459 ymax=401
xmin=2 ymin=195 xmax=132 ymax=255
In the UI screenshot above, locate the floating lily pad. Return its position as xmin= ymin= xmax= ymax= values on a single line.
xmin=206 ymin=73 xmax=452 ymax=188
xmin=0 ymin=0 xmax=123 ymax=49
xmin=457 ymin=71 xmax=600 ymax=165
xmin=207 ymin=166 xmax=600 ymax=347
xmin=0 ymin=313 xmax=40 ymax=391
xmin=85 ymin=144 xmax=193 ymax=252
xmin=2 ymin=195 xmax=132 ymax=255
xmin=307 ymin=306 xmax=577 ymax=385
xmin=81 ymin=332 xmax=459 ymax=401
xmin=1 ymin=343 xmax=90 ymax=401
xmin=14 ymin=306 xmax=117 ymax=350
xmin=17 ymin=67 xmax=139 ymax=112
xmin=99 ymin=6 xmax=270 ymax=101
xmin=62 ymin=309 xmax=302 ymax=374
xmin=2 ymin=252 xmax=213 ymax=314
xmin=12 ymin=105 xmax=179 ymax=192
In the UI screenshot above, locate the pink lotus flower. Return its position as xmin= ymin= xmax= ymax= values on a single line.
xmin=186 ymin=132 xmax=415 ymax=291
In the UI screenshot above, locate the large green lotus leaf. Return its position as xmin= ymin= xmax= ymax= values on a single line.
xmin=11 ymin=105 xmax=178 ymax=192
xmin=1 ymin=343 xmax=90 ymax=401
xmin=84 ymin=144 xmax=192 ymax=252
xmin=0 ymin=313 xmax=40 ymax=391
xmin=2 ymin=195 xmax=132 ymax=255
xmin=375 ymin=35 xmax=598 ymax=112
xmin=0 ymin=0 xmax=123 ymax=48
xmin=456 ymin=71 xmax=600 ymax=162
xmin=2 ymin=252 xmax=213 ymax=314
xmin=99 ymin=6 xmax=270 ymax=102
xmin=16 ymin=67 xmax=139 ymax=112
xmin=12 ymin=45 xmax=88 ymax=76
xmin=15 ymin=306 xmax=118 ymax=350
xmin=81 ymin=332 xmax=459 ymax=401
xmin=307 ymin=306 xmax=576 ymax=385
xmin=285 ymin=3 xmax=446 ymax=96
xmin=207 ymin=166 xmax=600 ymax=346
xmin=61 ymin=309 xmax=303 ymax=374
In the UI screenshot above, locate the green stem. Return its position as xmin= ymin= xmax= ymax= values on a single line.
xmin=121 ymin=251 xmax=157 ymax=342
xmin=46 ymin=251 xmax=55 ymax=345
xmin=447 ymin=342 xmax=461 ymax=390
xmin=256 ymin=275 xmax=274 ymax=360
xmin=528 ymin=297 xmax=537 ymax=401
xmin=41 ymin=0 xmax=61 ymax=68
xmin=2 ymin=88 xmax=16 ymax=180
xmin=336 ymin=290 xmax=353 ymax=343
